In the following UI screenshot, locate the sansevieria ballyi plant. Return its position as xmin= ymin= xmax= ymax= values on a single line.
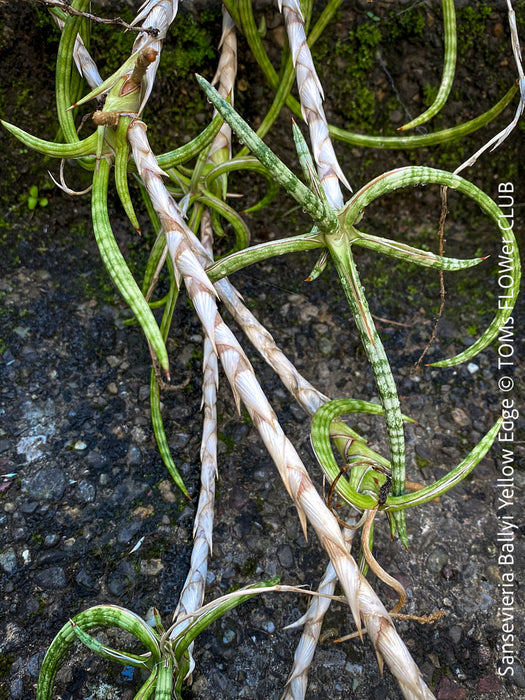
xmin=1 ymin=0 xmax=522 ymax=698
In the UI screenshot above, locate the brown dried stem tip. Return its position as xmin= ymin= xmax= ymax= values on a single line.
xmin=123 ymin=47 xmax=159 ymax=96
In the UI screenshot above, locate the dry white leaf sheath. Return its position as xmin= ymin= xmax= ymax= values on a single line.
xmin=279 ymin=0 xmax=352 ymax=207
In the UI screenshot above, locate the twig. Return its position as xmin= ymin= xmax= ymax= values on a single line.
xmin=413 ymin=186 xmax=448 ymax=370
xmin=29 ymin=0 xmax=160 ymax=36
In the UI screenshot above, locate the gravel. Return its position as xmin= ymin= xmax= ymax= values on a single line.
xmin=0 ymin=1 xmax=524 ymax=698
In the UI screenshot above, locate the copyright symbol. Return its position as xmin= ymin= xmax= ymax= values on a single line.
xmin=498 ymin=376 xmax=514 ymax=392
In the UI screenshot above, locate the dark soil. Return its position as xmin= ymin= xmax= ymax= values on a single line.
xmin=0 ymin=2 xmax=524 ymax=699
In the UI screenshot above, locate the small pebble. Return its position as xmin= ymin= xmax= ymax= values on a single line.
xmin=126 ymin=444 xmax=142 ymax=468
xmin=21 ymin=468 xmax=66 ymax=501
xmin=318 ymin=337 xmax=332 ymax=355
xmin=222 ymin=628 xmax=236 ymax=645
xmin=511 ymin=660 xmax=525 ymax=688
xmin=43 ymin=534 xmax=60 ymax=548
xmin=76 ymin=568 xmax=100 ymax=593
xmin=426 ymin=546 xmax=449 ymax=573
xmin=34 ymin=566 xmax=67 ymax=590
xmin=131 ymin=426 xmax=148 ymax=444
xmin=277 ymin=544 xmax=294 ymax=569
xmin=10 ymin=678 xmax=23 ymax=700
xmin=437 ymin=676 xmax=466 ymax=700
xmin=171 ymin=431 xmax=190 ymax=449
xmin=108 ymin=560 xmax=137 ymax=597
xmin=448 ymin=625 xmax=462 ymax=644
xmin=492 ymin=22 xmax=504 ymax=39
xmin=118 ymin=521 xmax=142 ymax=544
xmin=0 ymin=547 xmax=17 ymax=574
xmin=477 ymin=674 xmax=501 ymax=693
xmin=140 ymin=559 xmax=164 ymax=576
xmin=158 ymin=479 xmax=176 ymax=503
xmin=20 ymin=501 xmax=38 ymax=514
xmin=26 ymin=651 xmax=46 ymax=677
xmin=76 ymin=480 xmax=96 ymax=502
xmin=390 ymin=109 xmax=403 ymax=123
xmin=451 ymin=407 xmax=470 ymax=427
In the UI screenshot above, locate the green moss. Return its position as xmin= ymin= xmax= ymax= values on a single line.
xmin=0 ymin=653 xmax=13 ymax=700
xmin=456 ymin=4 xmax=492 ymax=53
xmin=422 ymin=84 xmax=439 ymax=109
xmin=314 ymin=21 xmax=382 ymax=131
xmin=191 ymin=347 xmax=203 ymax=363
xmin=31 ymin=531 xmax=43 ymax=545
xmin=239 ymin=558 xmax=258 ymax=577
xmin=415 ymin=454 xmax=431 ymax=469
xmin=515 ymin=1 xmax=525 ymax=29
xmin=217 ymin=431 xmax=235 ymax=455
xmin=76 ymin=6 xmax=216 ymax=96
xmin=160 ymin=11 xmax=216 ymax=80
xmin=89 ymin=8 xmax=135 ymax=75
xmin=82 ymin=267 xmax=120 ymax=308
xmin=385 ymin=6 xmax=426 ymax=40
xmin=346 ymin=24 xmax=382 ymax=72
